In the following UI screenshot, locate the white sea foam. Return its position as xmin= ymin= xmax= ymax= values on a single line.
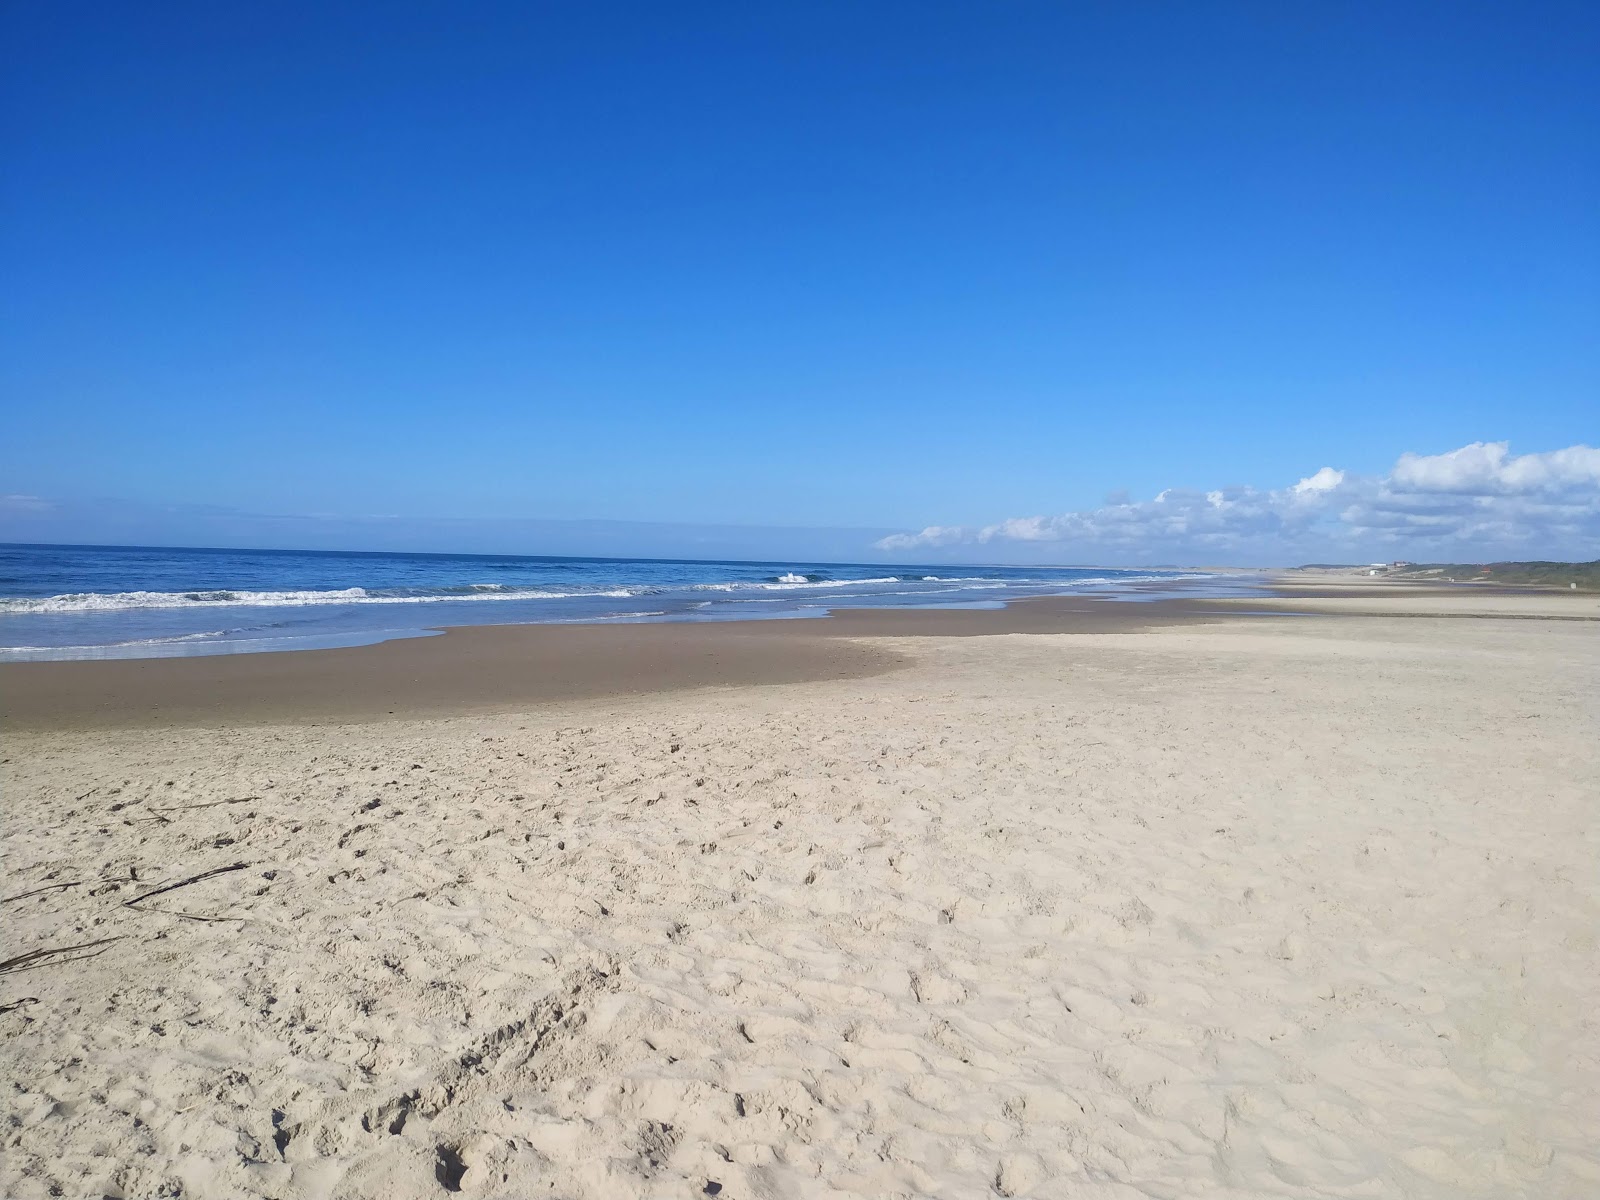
xmin=690 ymin=577 xmax=903 ymax=593
xmin=0 ymin=586 xmax=641 ymax=614
xmin=0 ymin=572 xmax=1196 ymax=618
xmin=0 ymin=630 xmax=228 ymax=653
xmin=0 ymin=577 xmax=949 ymax=614
xmin=731 ymin=583 xmax=1011 ymax=605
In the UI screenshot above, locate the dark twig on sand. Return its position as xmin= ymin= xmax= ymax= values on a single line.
xmin=149 ymin=796 xmax=261 ymax=815
xmin=0 ymin=937 xmax=125 ymax=975
xmin=1 ymin=882 xmax=81 ymax=904
xmin=123 ymin=862 xmax=251 ymax=909
xmin=130 ymin=906 xmax=245 ymax=923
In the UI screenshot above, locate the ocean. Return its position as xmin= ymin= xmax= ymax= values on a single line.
xmin=0 ymin=543 xmax=1240 ymax=662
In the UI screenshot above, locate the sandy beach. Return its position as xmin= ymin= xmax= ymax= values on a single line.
xmin=3 ymin=580 xmax=1597 ymax=1199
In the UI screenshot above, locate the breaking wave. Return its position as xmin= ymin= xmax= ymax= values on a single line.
xmin=0 ymin=586 xmax=642 ymax=613
xmin=0 ymin=575 xmax=966 ymax=613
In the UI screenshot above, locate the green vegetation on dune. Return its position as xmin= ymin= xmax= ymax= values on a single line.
xmin=1393 ymin=560 xmax=1600 ymax=589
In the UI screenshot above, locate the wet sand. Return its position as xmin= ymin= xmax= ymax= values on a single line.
xmin=7 ymin=578 xmax=1594 ymax=732
xmin=0 ymin=593 xmax=1223 ymax=731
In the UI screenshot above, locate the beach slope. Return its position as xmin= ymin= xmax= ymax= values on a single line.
xmin=3 ymin=591 xmax=1596 ymax=1198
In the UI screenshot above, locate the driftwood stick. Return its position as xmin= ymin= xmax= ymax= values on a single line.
xmin=0 ymin=937 xmax=125 ymax=975
xmin=123 ymin=862 xmax=250 ymax=908
xmin=1 ymin=882 xmax=81 ymax=904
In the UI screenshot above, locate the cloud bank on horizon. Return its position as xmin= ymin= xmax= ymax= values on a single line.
xmin=875 ymin=442 xmax=1600 ymax=564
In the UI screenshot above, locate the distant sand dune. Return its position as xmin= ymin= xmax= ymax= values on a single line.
xmin=3 ymin=600 xmax=1597 ymax=1198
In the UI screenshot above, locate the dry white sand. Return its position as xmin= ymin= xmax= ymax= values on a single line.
xmin=1241 ymin=576 xmax=1600 ymax=621
xmin=4 ymin=602 xmax=1597 ymax=1198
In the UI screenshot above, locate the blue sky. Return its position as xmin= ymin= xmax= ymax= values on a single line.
xmin=2 ymin=2 xmax=1596 ymax=563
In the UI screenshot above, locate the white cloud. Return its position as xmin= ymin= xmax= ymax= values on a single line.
xmin=1391 ymin=442 xmax=1600 ymax=494
xmin=875 ymin=524 xmax=975 ymax=551
xmin=873 ymin=442 xmax=1600 ymax=562
xmin=1292 ymin=467 xmax=1345 ymax=494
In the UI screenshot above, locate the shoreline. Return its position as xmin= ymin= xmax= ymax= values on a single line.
xmin=0 ymin=554 xmax=1246 ymax=667
xmin=0 ymin=590 xmax=1226 ymax=732
xmin=4 ymin=576 xmax=1595 ymax=732
xmin=0 ymin=573 xmax=1257 ymax=668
